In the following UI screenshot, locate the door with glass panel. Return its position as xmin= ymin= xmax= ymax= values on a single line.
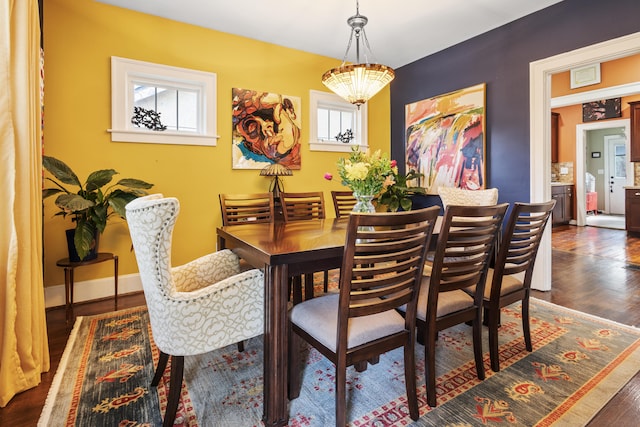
xmin=604 ymin=135 xmax=627 ymax=215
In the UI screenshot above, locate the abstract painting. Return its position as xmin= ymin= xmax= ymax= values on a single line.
xmin=405 ymin=83 xmax=486 ymax=194
xmin=232 ymin=88 xmax=302 ymax=169
xmin=582 ymin=98 xmax=621 ymax=122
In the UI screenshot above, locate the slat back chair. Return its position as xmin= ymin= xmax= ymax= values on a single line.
xmin=279 ymin=191 xmax=327 ymax=300
xmin=219 ymin=192 xmax=274 ymax=225
xmin=288 ymin=207 xmax=440 ymax=426
xmin=483 ymin=200 xmax=555 ymax=372
xmin=412 ymin=203 xmax=508 ymax=407
xmin=279 ymin=191 xmax=326 ymax=222
xmin=331 ymin=190 xmax=357 ymax=218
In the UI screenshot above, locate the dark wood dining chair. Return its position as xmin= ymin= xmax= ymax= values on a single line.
xmin=280 ymin=191 xmax=326 ymax=221
xmin=331 ymin=190 xmax=357 ymax=219
xmin=403 ymin=203 xmax=508 ymax=407
xmin=288 ymin=207 xmax=440 ymax=426
xmin=280 ymin=191 xmax=328 ymax=301
xmin=219 ymin=192 xmax=273 ymax=351
xmin=481 ymin=200 xmax=556 ymax=372
xmin=219 ymin=192 xmax=274 ymax=225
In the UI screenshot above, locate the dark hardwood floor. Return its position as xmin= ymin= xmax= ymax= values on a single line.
xmin=1 ymin=224 xmax=639 ymax=425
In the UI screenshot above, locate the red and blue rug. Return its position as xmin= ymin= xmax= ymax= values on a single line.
xmin=39 ymin=297 xmax=640 ymax=426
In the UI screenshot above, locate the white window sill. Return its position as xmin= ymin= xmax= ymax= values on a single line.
xmin=309 ymin=142 xmax=368 ymax=153
xmin=108 ymin=129 xmax=219 ymax=146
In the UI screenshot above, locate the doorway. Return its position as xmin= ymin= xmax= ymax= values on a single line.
xmin=575 ymin=119 xmax=631 ymax=227
xmin=530 ymin=31 xmax=640 ymax=292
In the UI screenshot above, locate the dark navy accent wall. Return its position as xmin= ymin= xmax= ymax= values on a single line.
xmin=392 ymin=0 xmax=640 ymax=208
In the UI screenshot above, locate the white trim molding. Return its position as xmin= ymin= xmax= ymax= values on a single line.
xmin=530 ymin=31 xmax=640 ymax=292
xmin=44 ymin=273 xmax=142 ymax=309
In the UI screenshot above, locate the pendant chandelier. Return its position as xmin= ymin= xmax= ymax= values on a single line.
xmin=322 ymin=0 xmax=395 ymax=107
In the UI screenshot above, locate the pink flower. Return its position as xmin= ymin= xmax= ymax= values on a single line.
xmin=390 ymin=160 xmax=397 ymax=168
xmin=324 ymin=172 xmax=333 ymax=181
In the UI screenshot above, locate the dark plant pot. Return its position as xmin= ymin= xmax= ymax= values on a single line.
xmin=65 ymin=228 xmax=99 ymax=262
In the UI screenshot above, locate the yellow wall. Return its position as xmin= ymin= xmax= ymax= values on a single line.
xmin=42 ymin=0 xmax=391 ymax=287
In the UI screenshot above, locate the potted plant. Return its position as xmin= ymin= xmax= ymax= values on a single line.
xmin=42 ymin=156 xmax=154 ymax=261
xmin=377 ymin=169 xmax=426 ymax=212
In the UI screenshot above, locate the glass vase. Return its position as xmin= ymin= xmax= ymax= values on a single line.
xmin=352 ymin=192 xmax=376 ymax=213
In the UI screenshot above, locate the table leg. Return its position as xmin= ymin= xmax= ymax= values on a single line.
xmin=64 ymin=267 xmax=72 ymax=322
xmin=262 ymin=264 xmax=290 ymax=427
xmin=114 ymin=255 xmax=119 ymax=310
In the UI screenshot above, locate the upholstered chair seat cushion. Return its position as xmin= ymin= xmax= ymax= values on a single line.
xmin=290 ymin=294 xmax=406 ymax=352
xmin=414 ymin=276 xmax=475 ymax=321
xmin=465 ymin=267 xmax=524 ymax=300
xmin=438 ymin=187 xmax=499 ymax=208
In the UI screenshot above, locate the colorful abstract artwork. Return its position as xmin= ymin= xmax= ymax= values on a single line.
xmin=232 ymin=88 xmax=302 ymax=169
xmin=582 ymin=98 xmax=621 ymax=122
xmin=405 ymin=83 xmax=486 ymax=194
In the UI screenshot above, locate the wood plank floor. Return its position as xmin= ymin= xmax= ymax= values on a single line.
xmin=2 ymin=224 xmax=639 ymax=425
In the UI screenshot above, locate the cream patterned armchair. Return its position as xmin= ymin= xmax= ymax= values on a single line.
xmin=125 ymin=195 xmax=264 ymax=427
xmin=438 ymin=186 xmax=499 ymax=208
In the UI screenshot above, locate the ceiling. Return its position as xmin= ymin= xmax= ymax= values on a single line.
xmin=96 ymin=0 xmax=564 ymax=69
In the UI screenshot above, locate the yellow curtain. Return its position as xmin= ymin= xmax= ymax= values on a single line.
xmin=0 ymin=0 xmax=50 ymax=407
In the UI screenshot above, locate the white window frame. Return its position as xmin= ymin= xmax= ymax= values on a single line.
xmin=109 ymin=56 xmax=219 ymax=146
xmin=309 ymin=90 xmax=368 ymax=153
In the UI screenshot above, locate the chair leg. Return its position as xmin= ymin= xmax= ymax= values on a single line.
xmin=404 ymin=341 xmax=419 ymax=421
xmin=288 ymin=327 xmax=302 ymax=400
xmin=163 ymin=355 xmax=184 ymax=427
xmin=425 ymin=328 xmax=438 ymax=407
xmin=354 ymin=361 xmax=368 ymax=372
xmin=323 ymin=270 xmax=329 ymax=293
xmin=152 ymin=351 xmax=170 ymax=386
xmin=304 ymin=273 xmax=315 ymax=300
xmin=291 ymin=276 xmax=303 ymax=305
xmin=472 ymin=314 xmax=485 ymax=381
xmin=335 ymin=357 xmax=347 ymax=427
xmin=237 ymin=341 xmax=245 ymax=352
xmin=522 ymin=296 xmax=532 ymax=352
xmin=488 ymin=306 xmax=501 ymax=373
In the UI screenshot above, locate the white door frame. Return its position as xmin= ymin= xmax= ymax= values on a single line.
xmin=575 ymin=119 xmax=630 ymax=225
xmin=530 ymin=31 xmax=640 ymax=291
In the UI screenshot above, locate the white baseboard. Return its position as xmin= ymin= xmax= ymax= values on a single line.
xmin=44 ymin=273 xmax=143 ymax=308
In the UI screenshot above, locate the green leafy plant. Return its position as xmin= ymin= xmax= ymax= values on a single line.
xmin=42 ymin=156 xmax=154 ymax=260
xmin=335 ymin=147 xmax=395 ymax=196
xmin=377 ymin=169 xmax=426 ymax=212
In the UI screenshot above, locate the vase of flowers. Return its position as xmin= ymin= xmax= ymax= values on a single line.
xmin=333 ymin=147 xmax=396 ymax=213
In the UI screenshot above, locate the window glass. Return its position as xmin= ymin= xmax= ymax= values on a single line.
xmin=309 ymin=90 xmax=367 ymax=152
xmin=110 ymin=57 xmax=218 ymax=146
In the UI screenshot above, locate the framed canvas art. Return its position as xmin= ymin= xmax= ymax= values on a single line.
xmin=582 ymin=98 xmax=622 ymax=122
xmin=232 ymin=88 xmax=302 ymax=169
xmin=405 ymin=83 xmax=486 ymax=194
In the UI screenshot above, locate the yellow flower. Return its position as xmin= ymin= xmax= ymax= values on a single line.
xmin=345 ymin=162 xmax=370 ymax=180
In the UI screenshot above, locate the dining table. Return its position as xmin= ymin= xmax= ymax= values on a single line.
xmin=217 ymin=218 xmax=348 ymax=426
xmin=216 ymin=214 xmax=443 ymax=426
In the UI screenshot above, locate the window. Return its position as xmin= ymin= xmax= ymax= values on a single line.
xmin=109 ymin=57 xmax=218 ymax=146
xmin=309 ymin=90 xmax=367 ymax=152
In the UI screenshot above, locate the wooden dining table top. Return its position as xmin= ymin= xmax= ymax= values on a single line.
xmin=217 ymin=218 xmax=350 ymax=265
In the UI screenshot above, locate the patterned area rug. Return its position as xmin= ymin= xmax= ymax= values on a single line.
xmin=39 ymin=297 xmax=640 ymax=426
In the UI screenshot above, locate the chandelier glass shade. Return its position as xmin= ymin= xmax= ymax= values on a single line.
xmin=322 ymin=63 xmax=395 ymax=106
xmin=322 ymin=1 xmax=395 ymax=106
